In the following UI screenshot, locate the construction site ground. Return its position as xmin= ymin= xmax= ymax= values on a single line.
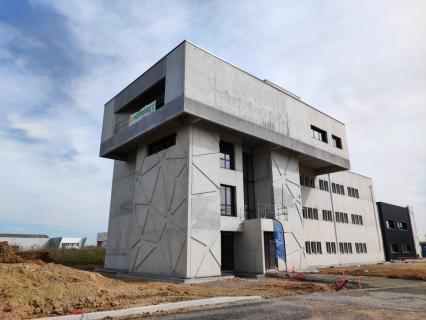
xmin=1 ymin=242 xmax=425 ymax=320
xmin=318 ymin=259 xmax=426 ymax=280
xmin=0 ymin=261 xmax=332 ymax=320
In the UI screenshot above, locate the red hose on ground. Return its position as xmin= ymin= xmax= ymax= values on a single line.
xmin=336 ymin=279 xmax=348 ymax=291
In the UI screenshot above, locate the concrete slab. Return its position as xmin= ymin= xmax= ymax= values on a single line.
xmin=35 ymin=296 xmax=262 ymax=320
xmin=94 ymin=267 xmax=235 ymax=283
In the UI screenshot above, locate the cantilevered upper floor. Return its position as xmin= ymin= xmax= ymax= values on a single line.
xmin=100 ymin=41 xmax=350 ymax=174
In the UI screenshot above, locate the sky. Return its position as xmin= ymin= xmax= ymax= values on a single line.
xmin=0 ymin=0 xmax=425 ymax=244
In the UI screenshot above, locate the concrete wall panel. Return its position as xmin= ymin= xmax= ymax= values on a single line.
xmin=128 ymin=126 xmax=189 ymax=277
xmin=271 ymin=149 xmax=306 ymax=271
xmin=188 ymin=124 xmax=221 ymax=277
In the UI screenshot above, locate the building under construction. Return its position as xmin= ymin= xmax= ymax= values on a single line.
xmin=100 ymin=41 xmax=388 ymax=279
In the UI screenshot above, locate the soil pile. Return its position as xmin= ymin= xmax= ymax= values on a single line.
xmin=0 ymin=262 xmax=332 ymax=319
xmin=0 ymin=242 xmax=24 ymax=263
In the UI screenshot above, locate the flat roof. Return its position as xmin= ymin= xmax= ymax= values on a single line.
xmin=105 ymin=40 xmax=345 ymax=125
xmin=0 ymin=233 xmax=49 ymax=238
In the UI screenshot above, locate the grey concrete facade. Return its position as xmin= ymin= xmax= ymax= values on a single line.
xmin=101 ymin=41 xmax=385 ymax=278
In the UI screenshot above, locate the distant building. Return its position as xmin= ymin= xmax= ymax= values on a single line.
xmin=376 ymin=202 xmax=421 ymax=260
xmin=97 ymin=232 xmax=107 ymax=248
xmin=49 ymin=237 xmax=87 ymax=249
xmin=0 ymin=234 xmax=86 ymax=251
xmin=0 ymin=234 xmax=50 ymax=251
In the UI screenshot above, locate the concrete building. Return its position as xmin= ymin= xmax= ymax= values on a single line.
xmin=97 ymin=232 xmax=108 ymax=248
xmin=377 ymin=202 xmax=421 ymax=260
xmin=0 ymin=234 xmax=86 ymax=251
xmin=100 ymin=41 xmax=385 ymax=279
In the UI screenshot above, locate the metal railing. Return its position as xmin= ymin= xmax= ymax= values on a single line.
xmin=244 ymin=202 xmax=288 ymax=221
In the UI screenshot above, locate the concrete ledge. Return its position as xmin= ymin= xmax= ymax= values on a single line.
xmin=94 ymin=267 xmax=235 ymax=283
xmin=35 ymin=296 xmax=262 ymax=320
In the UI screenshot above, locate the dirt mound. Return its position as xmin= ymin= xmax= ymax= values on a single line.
xmin=0 ymin=242 xmax=24 ymax=263
xmin=0 ymin=261 xmax=332 ymax=319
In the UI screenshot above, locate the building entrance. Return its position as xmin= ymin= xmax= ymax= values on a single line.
xmin=221 ymin=232 xmax=234 ymax=272
xmin=264 ymin=232 xmax=277 ymax=270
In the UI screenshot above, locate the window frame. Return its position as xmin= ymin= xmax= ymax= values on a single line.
xmin=220 ymin=184 xmax=236 ymax=216
xmin=147 ymin=133 xmax=176 ymax=156
xmin=311 ymin=125 xmax=328 ymax=143
xmin=219 ymin=141 xmax=235 ymax=170
xmin=332 ymin=135 xmax=343 ymax=149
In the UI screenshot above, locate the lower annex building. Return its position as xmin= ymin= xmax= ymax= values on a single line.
xmin=100 ymin=41 xmax=387 ymax=279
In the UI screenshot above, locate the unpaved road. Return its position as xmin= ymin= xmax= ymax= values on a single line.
xmin=145 ymin=281 xmax=426 ymax=320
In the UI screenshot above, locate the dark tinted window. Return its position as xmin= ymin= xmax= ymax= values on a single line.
xmin=220 ymin=185 xmax=236 ymax=216
xmin=220 ymin=141 xmax=234 ymax=169
xmin=147 ymin=133 xmax=176 ymax=156
xmin=311 ymin=125 xmax=328 ymax=143
xmin=332 ymin=135 xmax=342 ymax=149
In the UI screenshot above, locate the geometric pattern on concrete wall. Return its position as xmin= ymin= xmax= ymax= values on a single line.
xmin=271 ymin=150 xmax=306 ymax=271
xmin=189 ymin=125 xmax=221 ymax=278
xmin=128 ymin=133 xmax=188 ymax=277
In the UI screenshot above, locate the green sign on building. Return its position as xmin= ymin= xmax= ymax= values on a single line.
xmin=129 ymin=100 xmax=156 ymax=126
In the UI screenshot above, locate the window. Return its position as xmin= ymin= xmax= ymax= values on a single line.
xmin=220 ymin=185 xmax=236 ymax=216
xmin=304 ymin=207 xmax=319 ymax=220
xmin=356 ymin=243 xmax=367 ymax=254
xmin=305 ymin=241 xmax=311 ymax=254
xmin=313 ymin=208 xmax=318 ymax=220
xmin=347 ymin=187 xmax=360 ymax=198
xmin=351 ymin=214 xmax=363 ymax=225
xmin=300 ymin=176 xmax=315 ymax=188
xmin=147 ymin=133 xmax=176 ymax=156
xmin=316 ymin=242 xmax=322 ymax=254
xmin=319 ymin=179 xmax=329 ymax=191
xmin=311 ymin=241 xmax=317 ymax=254
xmin=401 ymin=244 xmax=412 ymax=253
xmin=243 ymin=153 xmax=255 ymax=218
xmin=391 ymin=244 xmax=399 ymax=253
xmin=308 ymin=207 xmax=313 ymax=219
xmin=311 ymin=125 xmax=328 ymax=143
xmin=306 ymin=241 xmax=322 ymax=254
xmin=386 ymin=220 xmax=395 ymax=229
xmin=339 ymin=242 xmax=352 ymax=254
xmin=326 ymin=242 xmax=336 ymax=254
xmin=337 ymin=212 xmax=349 ymax=224
xmin=323 ymin=210 xmax=333 ymax=221
xmin=332 ymin=183 xmax=345 ymax=195
xmin=220 ymin=141 xmax=234 ymax=169
xmin=332 ymin=135 xmax=342 ymax=149
xmin=397 ymin=222 xmax=408 ymax=230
